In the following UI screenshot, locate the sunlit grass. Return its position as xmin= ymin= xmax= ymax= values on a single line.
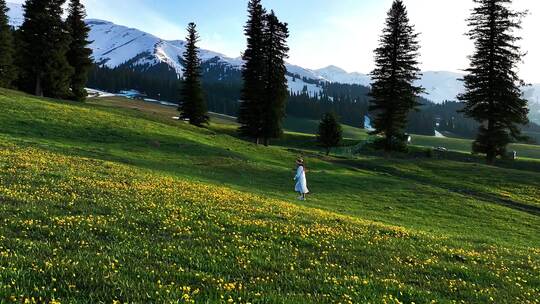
xmin=0 ymin=89 xmax=539 ymax=303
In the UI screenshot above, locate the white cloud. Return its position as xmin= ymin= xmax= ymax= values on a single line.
xmin=287 ymin=0 xmax=540 ymax=83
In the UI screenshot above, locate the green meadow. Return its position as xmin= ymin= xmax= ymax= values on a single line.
xmin=0 ymin=89 xmax=539 ymax=303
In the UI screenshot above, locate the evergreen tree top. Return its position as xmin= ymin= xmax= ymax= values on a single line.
xmin=243 ymin=0 xmax=266 ymax=61
xmin=67 ymin=0 xmax=89 ymax=30
xmin=0 ymin=0 xmax=9 ymax=33
xmin=372 ymin=0 xmax=422 ymax=81
xmin=182 ymin=22 xmax=201 ymax=78
xmin=0 ymin=0 xmax=8 ymax=17
xmin=0 ymin=0 xmax=9 ymax=30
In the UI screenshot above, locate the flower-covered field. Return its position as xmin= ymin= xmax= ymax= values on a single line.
xmin=0 ymin=89 xmax=539 ymax=303
xmin=1 ymin=144 xmax=538 ymax=303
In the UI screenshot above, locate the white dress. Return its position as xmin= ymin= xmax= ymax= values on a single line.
xmin=294 ymin=166 xmax=309 ymax=194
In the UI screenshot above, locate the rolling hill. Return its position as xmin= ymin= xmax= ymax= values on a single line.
xmin=0 ymin=89 xmax=539 ymax=303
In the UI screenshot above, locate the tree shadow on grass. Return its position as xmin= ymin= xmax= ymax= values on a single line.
xmin=336 ymin=157 xmax=540 ymax=217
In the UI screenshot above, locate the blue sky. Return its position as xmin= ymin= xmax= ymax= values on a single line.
xmin=76 ymin=0 xmax=386 ymax=70
xmin=10 ymin=0 xmax=540 ymax=82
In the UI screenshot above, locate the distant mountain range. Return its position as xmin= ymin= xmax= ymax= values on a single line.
xmin=6 ymin=2 xmax=540 ymax=108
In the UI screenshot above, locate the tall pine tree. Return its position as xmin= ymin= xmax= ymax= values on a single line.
xmin=260 ymin=11 xmax=289 ymax=146
xmin=66 ymin=0 xmax=92 ymax=101
xmin=0 ymin=0 xmax=15 ymax=87
xmin=17 ymin=0 xmax=72 ymax=98
xmin=369 ymin=0 xmax=423 ymax=151
xmin=178 ymin=22 xmax=208 ymax=127
xmin=238 ymin=0 xmax=266 ymax=143
xmin=458 ymin=0 xmax=529 ymax=164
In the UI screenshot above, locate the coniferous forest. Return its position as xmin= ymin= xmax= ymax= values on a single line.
xmin=0 ymin=0 xmax=91 ymax=101
xmin=87 ymin=59 xmax=540 ymax=144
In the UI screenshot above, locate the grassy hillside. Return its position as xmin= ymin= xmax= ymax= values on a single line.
xmin=0 ymin=89 xmax=539 ymax=303
xmin=284 ymin=112 xmax=540 ymax=159
xmin=93 ymin=97 xmax=540 ymax=159
xmin=411 ymin=135 xmax=540 ymax=160
xmin=283 ymin=116 xmax=368 ymax=140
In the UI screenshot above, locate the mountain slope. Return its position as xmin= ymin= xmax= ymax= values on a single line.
xmin=87 ymin=19 xmax=242 ymax=75
xmin=417 ymin=71 xmax=465 ymax=103
xmin=315 ymin=65 xmax=371 ymax=87
xmin=7 ymin=2 xmax=321 ymax=95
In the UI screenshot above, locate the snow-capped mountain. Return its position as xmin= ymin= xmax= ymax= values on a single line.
xmin=7 ymin=2 xmax=320 ymax=95
xmin=417 ymin=71 xmax=465 ymax=103
xmin=314 ymin=65 xmax=371 ymax=87
xmin=415 ymin=71 xmax=540 ymax=106
xmin=86 ymin=18 xmax=325 ymax=95
xmin=4 ymin=2 xmax=462 ymax=101
xmin=87 ymin=19 xmax=242 ymax=75
xmin=323 ymin=67 xmax=540 ymax=106
xmin=300 ymin=67 xmax=465 ymax=103
xmin=6 ymin=2 xmax=540 ymax=106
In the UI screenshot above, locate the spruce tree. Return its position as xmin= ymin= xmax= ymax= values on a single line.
xmin=178 ymin=22 xmax=208 ymax=127
xmin=0 ymin=0 xmax=15 ymax=87
xmin=317 ymin=112 xmax=343 ymax=155
xmin=260 ymin=11 xmax=289 ymax=146
xmin=458 ymin=0 xmax=529 ymax=164
xmin=66 ymin=0 xmax=92 ymax=101
xmin=17 ymin=0 xmax=73 ymax=98
xmin=369 ymin=0 xmax=423 ymax=151
xmin=238 ymin=0 xmax=266 ymax=143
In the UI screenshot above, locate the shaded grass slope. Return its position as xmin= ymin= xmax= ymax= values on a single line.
xmin=0 ymin=89 xmax=539 ymax=303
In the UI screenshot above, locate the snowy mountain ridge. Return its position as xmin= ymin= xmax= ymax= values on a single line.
xmin=87 ymin=19 xmax=243 ymax=74
xmin=314 ymin=65 xmax=372 ymax=87
xmin=6 ymin=2 xmax=540 ymax=105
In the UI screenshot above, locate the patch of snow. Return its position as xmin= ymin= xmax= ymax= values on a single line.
xmin=116 ymin=89 xmax=146 ymax=99
xmin=315 ymin=65 xmax=371 ymax=87
xmin=86 ymin=88 xmax=115 ymax=98
xmin=286 ymin=75 xmax=322 ymax=97
xmin=364 ymin=115 xmax=374 ymax=131
xmin=209 ymin=112 xmax=237 ymax=120
xmin=158 ymin=101 xmax=178 ymax=107
xmin=286 ymin=63 xmax=325 ymax=81
xmin=87 ymin=19 xmax=161 ymax=68
xmin=221 ymin=56 xmax=244 ymax=68
xmin=434 ymin=130 xmax=445 ymax=138
xmin=416 ymin=71 xmax=465 ymax=103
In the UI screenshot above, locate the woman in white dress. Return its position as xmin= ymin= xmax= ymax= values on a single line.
xmin=294 ymin=158 xmax=309 ymax=200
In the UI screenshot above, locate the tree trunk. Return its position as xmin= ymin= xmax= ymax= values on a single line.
xmin=326 ymin=148 xmax=330 ymax=156
xmin=35 ymin=75 xmax=43 ymax=97
xmin=486 ymin=119 xmax=495 ymax=165
xmin=385 ymin=134 xmax=393 ymax=152
xmin=486 ymin=152 xmax=495 ymax=165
